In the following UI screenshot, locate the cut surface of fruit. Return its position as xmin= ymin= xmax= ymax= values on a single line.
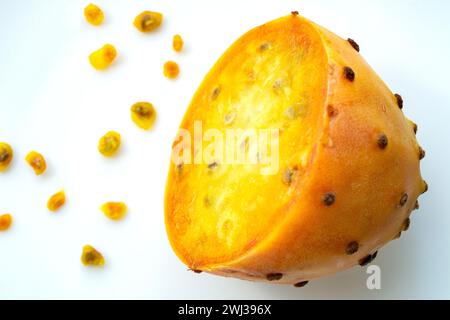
xmin=166 ymin=15 xmax=328 ymax=268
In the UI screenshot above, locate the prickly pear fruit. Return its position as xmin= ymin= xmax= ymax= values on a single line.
xmin=164 ymin=13 xmax=426 ymax=284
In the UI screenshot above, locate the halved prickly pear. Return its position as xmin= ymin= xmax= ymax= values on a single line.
xmin=164 ymin=12 xmax=426 ymax=284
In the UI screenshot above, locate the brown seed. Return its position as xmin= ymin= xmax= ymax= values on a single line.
xmin=414 ymin=200 xmax=419 ymax=210
xmin=176 ymin=163 xmax=184 ymax=175
xmin=343 ymin=66 xmax=355 ymax=81
xmin=259 ymin=42 xmax=270 ymax=52
xmin=208 ymin=161 xmax=218 ymax=170
xmin=394 ymin=231 xmax=402 ymax=239
xmin=419 ymin=147 xmax=426 ymax=160
xmin=377 ymin=134 xmax=388 ymax=149
xmin=347 ymin=38 xmax=360 ymax=52
xmin=413 ymin=123 xmax=418 ymax=134
xmin=323 ymin=192 xmax=336 ymax=206
xmin=294 ymin=281 xmax=309 ymax=288
xmin=211 ymin=87 xmax=221 ymax=100
xmin=266 ymin=273 xmax=283 ymax=281
xmin=283 ymin=167 xmax=297 ymax=186
xmin=346 ymin=241 xmax=359 ymax=255
xmin=192 ymin=269 xmax=202 ymax=274
xmin=395 ymin=94 xmax=403 ymax=109
xmin=203 ymin=196 xmax=212 ymax=208
xmin=327 ymin=105 xmax=338 ymax=118
xmin=399 ymin=193 xmax=408 ymax=207
xmin=291 ymin=11 xmax=299 ymax=15
xmin=402 ymin=218 xmax=411 ymax=232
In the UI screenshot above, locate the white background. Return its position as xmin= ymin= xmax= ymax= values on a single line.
xmin=0 ymin=0 xmax=449 ymax=299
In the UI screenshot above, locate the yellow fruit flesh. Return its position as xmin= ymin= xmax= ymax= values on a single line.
xmin=165 ymin=16 xmax=328 ymax=268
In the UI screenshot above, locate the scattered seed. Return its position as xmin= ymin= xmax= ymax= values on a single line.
xmin=377 ymin=134 xmax=388 ymax=149
xmin=0 ymin=142 xmax=13 ymax=172
xmin=343 ymin=66 xmax=355 ymax=81
xmin=101 ymin=202 xmax=127 ymax=220
xmin=294 ymin=281 xmax=309 ymax=288
xmin=173 ymin=34 xmax=184 ymax=52
xmin=414 ymin=200 xmax=419 ymax=210
xmin=164 ymin=61 xmax=180 ymax=79
xmin=0 ymin=213 xmax=12 ymax=231
xmin=347 ymin=38 xmax=360 ymax=52
xmin=84 ymin=3 xmax=104 ymax=26
xmin=25 ymin=151 xmax=47 ymax=175
xmin=291 ymin=11 xmax=299 ymax=16
xmin=266 ymin=273 xmax=283 ymax=281
xmin=133 ymin=11 xmax=163 ymax=33
xmin=98 ymin=131 xmax=121 ymax=157
xmin=413 ymin=123 xmax=418 ymax=134
xmin=346 ymin=241 xmax=359 ymax=255
xmin=394 ymin=94 xmax=403 ymax=109
xmin=402 ymin=218 xmax=411 ymax=231
xmin=89 ymin=44 xmax=117 ymax=70
xmin=131 ymin=102 xmax=156 ymax=130
xmin=399 ymin=193 xmax=408 ymax=207
xmin=419 ymin=147 xmax=426 ymax=160
xmin=192 ymin=269 xmax=202 ymax=274
xmin=323 ymin=192 xmax=336 ymax=206
xmin=47 ymin=190 xmax=66 ymax=212
xmin=81 ymin=245 xmax=105 ymax=267
xmin=394 ymin=231 xmax=402 ymax=239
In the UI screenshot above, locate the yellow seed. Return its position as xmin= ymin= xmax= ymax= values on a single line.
xmin=25 ymin=151 xmax=47 ymax=175
xmin=0 ymin=142 xmax=13 ymax=172
xmin=164 ymin=61 xmax=180 ymax=79
xmin=81 ymin=245 xmax=105 ymax=267
xmin=98 ymin=131 xmax=121 ymax=157
xmin=133 ymin=11 xmax=163 ymax=33
xmin=173 ymin=34 xmax=184 ymax=52
xmin=131 ymin=102 xmax=156 ymax=130
xmin=47 ymin=190 xmax=66 ymax=212
xmin=84 ymin=3 xmax=104 ymax=26
xmin=89 ymin=44 xmax=117 ymax=70
xmin=0 ymin=214 xmax=12 ymax=231
xmin=101 ymin=202 xmax=127 ymax=220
